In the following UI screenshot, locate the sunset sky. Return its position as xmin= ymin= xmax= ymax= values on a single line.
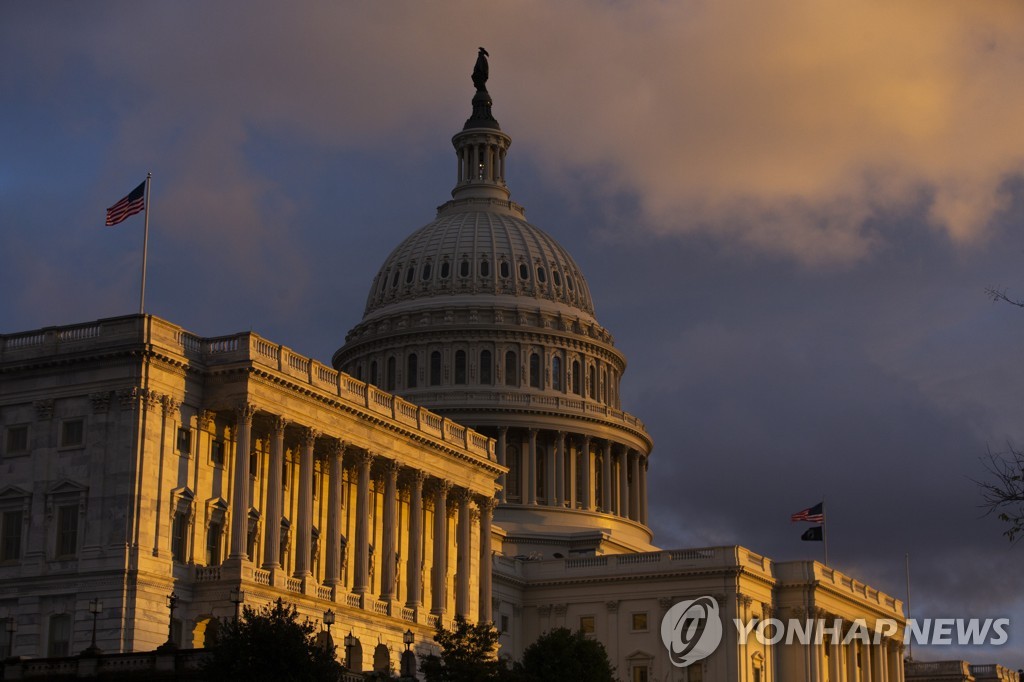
xmin=3 ymin=1 xmax=1023 ymax=667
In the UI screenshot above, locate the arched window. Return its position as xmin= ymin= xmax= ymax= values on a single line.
xmin=480 ymin=259 xmax=490 ymax=278
xmin=529 ymin=353 xmax=541 ymax=388
xmin=552 ymin=356 xmax=562 ymax=391
xmin=421 ymin=262 xmax=432 ymax=281
xmin=391 ymin=270 xmax=401 ymax=288
xmin=430 ymin=351 xmax=442 ymax=386
xmin=480 ymin=350 xmax=492 ymax=385
xmin=505 ymin=351 xmax=518 ymax=387
xmin=537 ymin=266 xmax=547 ymax=284
xmin=455 ymin=350 xmax=467 ymax=384
xmin=405 ymin=266 xmax=414 ymax=285
xmin=518 ymin=262 xmax=529 ymax=280
xmin=553 ymin=269 xmax=562 ymax=287
xmin=440 ymin=261 xmax=451 ymax=279
xmin=572 ymin=360 xmax=581 ymax=395
xmin=407 ymin=353 xmax=418 ymax=388
xmin=500 ymin=260 xmax=510 ymax=279
xmin=459 ymin=258 xmax=470 ymax=278
xmin=588 ymin=365 xmax=596 ymax=399
xmin=369 ymin=360 xmax=379 ymax=388
xmin=386 ymin=356 xmax=396 ymax=391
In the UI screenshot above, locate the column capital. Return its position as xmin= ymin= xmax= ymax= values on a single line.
xmin=454 ymin=487 xmax=473 ymax=505
xmin=235 ymin=403 xmax=257 ymax=423
xmin=409 ymin=468 xmax=428 ymax=484
xmin=325 ymin=439 xmax=346 ymax=457
xmin=476 ymin=495 xmax=498 ymax=513
xmin=431 ymin=478 xmax=453 ymax=496
xmin=199 ymin=409 xmax=217 ymax=430
xmin=300 ymin=427 xmax=320 ymax=447
xmin=352 ymin=449 xmax=375 ymax=467
xmin=271 ymin=415 xmax=289 ymax=435
xmin=161 ymin=395 xmax=180 ymax=417
xmin=380 ymin=457 xmax=402 ymax=476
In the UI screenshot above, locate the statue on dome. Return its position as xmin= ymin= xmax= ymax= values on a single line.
xmin=472 ymin=47 xmax=490 ymax=91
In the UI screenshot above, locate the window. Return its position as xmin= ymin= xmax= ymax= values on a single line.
xmin=552 ymin=357 xmax=562 ymax=391
xmin=500 ymin=614 xmax=509 ymax=633
xmin=537 ymin=266 xmax=547 ymax=284
xmin=459 ymin=259 xmax=470 ymax=278
xmin=506 ymin=446 xmax=520 ymax=499
xmin=631 ymin=612 xmax=648 ymax=631
xmin=572 ymin=360 xmax=581 ymax=395
xmin=171 ymin=510 xmax=189 ymax=562
xmin=454 ymin=350 xmax=467 ymax=385
xmin=369 ymin=360 xmax=379 ymax=387
xmin=56 ymin=504 xmax=79 ymax=558
xmin=391 ymin=269 xmax=401 ymax=288
xmin=1 ymin=510 xmax=23 ymax=561
xmin=249 ymin=450 xmax=258 ymax=479
xmin=59 ymin=418 xmax=84 ymax=448
xmin=480 ymin=259 xmax=490 ymax=278
xmin=48 ymin=614 xmax=71 ymax=656
xmin=529 ymin=353 xmax=541 ymax=388
xmin=5 ymin=425 xmax=28 ymax=455
xmin=386 ymin=356 xmax=396 ymax=391
xmin=421 ymin=262 xmax=432 ymax=280
xmin=553 ymin=269 xmax=562 ymax=287
xmin=407 ymin=353 xmax=418 ymax=388
xmin=211 ymin=439 xmax=225 ymax=467
xmin=246 ymin=512 xmax=260 ymax=561
xmin=688 ymin=665 xmax=703 ymax=682
xmin=279 ymin=520 xmax=291 ymax=569
xmin=440 ymin=261 xmax=450 ymax=279
xmin=430 ymin=351 xmax=442 ymax=386
xmin=504 ymin=351 xmax=518 ymax=387
xmin=632 ymin=666 xmax=649 ymax=682
xmin=206 ymin=520 xmax=223 ymax=566
xmin=589 ymin=365 xmax=597 ymax=399
xmin=567 ymin=276 xmax=575 ymax=292
xmin=518 ymin=262 xmax=529 ymax=280
xmin=479 ymin=350 xmax=492 ymax=385
xmin=405 ymin=266 xmax=414 ymax=284
xmin=177 ymin=427 xmax=192 ymax=455
xmin=499 ymin=260 xmax=510 ymax=279
xmin=0 ymin=617 xmax=11 ymax=658
xmin=579 ymin=615 xmax=595 ymax=635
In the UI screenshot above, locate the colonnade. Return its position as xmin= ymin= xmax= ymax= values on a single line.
xmin=493 ymin=426 xmax=648 ymax=525
xmin=227 ymin=404 xmax=495 ymax=622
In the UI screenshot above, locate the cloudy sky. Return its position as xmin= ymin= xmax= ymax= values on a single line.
xmin=3 ymin=1 xmax=1023 ymax=668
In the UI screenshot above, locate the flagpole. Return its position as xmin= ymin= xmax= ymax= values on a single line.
xmin=821 ymin=497 xmax=829 ymax=566
xmin=905 ymin=552 xmax=913 ymax=661
xmin=139 ymin=172 xmax=152 ymax=315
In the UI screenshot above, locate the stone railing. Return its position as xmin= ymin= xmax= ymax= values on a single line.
xmin=514 ymin=546 xmax=771 ymax=581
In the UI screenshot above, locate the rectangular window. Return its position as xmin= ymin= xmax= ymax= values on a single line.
xmin=5 ymin=425 xmax=29 ymax=455
xmin=1 ymin=509 xmax=23 ymax=561
xmin=210 ymin=439 xmax=225 ymax=466
xmin=206 ymin=520 xmax=223 ymax=566
xmin=56 ymin=504 xmax=79 ymax=557
xmin=171 ymin=511 xmax=188 ymax=563
xmin=631 ymin=612 xmax=648 ymax=632
xmin=48 ymin=614 xmax=71 ymax=656
xmin=632 ymin=666 xmax=649 ymax=682
xmin=0 ymin=617 xmax=10 ymax=658
xmin=579 ymin=615 xmax=595 ymax=635
xmin=500 ymin=614 xmax=509 ymax=634
xmin=688 ymin=666 xmax=703 ymax=682
xmin=59 ymin=419 xmax=84 ymax=448
xmin=177 ymin=427 xmax=192 ymax=455
xmin=249 ymin=450 xmax=258 ymax=478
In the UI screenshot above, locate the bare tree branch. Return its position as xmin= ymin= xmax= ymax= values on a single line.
xmin=974 ymin=445 xmax=1024 ymax=542
xmin=985 ymin=287 xmax=1024 ymax=308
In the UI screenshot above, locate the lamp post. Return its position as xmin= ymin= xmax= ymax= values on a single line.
xmin=157 ymin=592 xmax=178 ymax=651
xmin=5 ymin=618 xmax=15 ymax=659
xmin=82 ymin=599 xmax=103 ymax=656
xmin=320 ymin=609 xmax=335 ymax=654
xmin=323 ymin=609 xmax=335 ymax=637
xmin=401 ymin=629 xmax=415 ymax=679
xmin=229 ymin=588 xmax=245 ymax=622
xmin=344 ymin=631 xmax=356 ymax=670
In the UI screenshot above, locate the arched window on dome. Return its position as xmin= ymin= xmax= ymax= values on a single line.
xmin=454 ymin=350 xmax=467 ymax=385
xmin=499 ymin=260 xmax=510 ymax=279
xmin=553 ymin=269 xmax=562 ymax=287
xmin=518 ymin=262 xmax=530 ymax=281
xmin=479 ymin=350 xmax=492 ymax=385
xmin=440 ymin=260 xmax=451 ymax=279
xmin=404 ymin=266 xmax=414 ymax=285
xmin=421 ymin=262 xmax=432 ymax=281
xmin=407 ymin=353 xmax=418 ymax=389
xmin=551 ymin=356 xmax=562 ymax=391
xmin=536 ymin=266 xmax=547 ymax=284
xmin=391 ymin=269 xmax=401 ymax=289
xmin=588 ymin=364 xmax=596 ymax=399
xmin=480 ymin=259 xmax=490 ymax=278
xmin=529 ymin=353 xmax=541 ymax=389
xmin=369 ymin=360 xmax=379 ymax=388
xmin=459 ymin=258 xmax=470 ymax=278
xmin=567 ymin=276 xmax=575 ymax=292
xmin=571 ymin=360 xmax=581 ymax=395
xmin=430 ymin=351 xmax=442 ymax=386
xmin=504 ymin=351 xmax=518 ymax=387
xmin=386 ymin=356 xmax=396 ymax=391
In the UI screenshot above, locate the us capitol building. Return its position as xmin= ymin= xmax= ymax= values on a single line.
xmin=0 ymin=53 xmax=916 ymax=681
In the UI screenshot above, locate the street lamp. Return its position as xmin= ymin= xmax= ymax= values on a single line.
xmin=323 ymin=609 xmax=335 ymax=635
xmin=229 ymin=588 xmax=245 ymax=622
xmin=82 ymin=599 xmax=103 ymax=656
xmin=344 ymin=631 xmax=356 ymax=670
xmin=401 ymin=629 xmax=415 ymax=678
xmin=403 ymin=629 xmax=413 ymax=652
xmin=158 ymin=592 xmax=179 ymax=651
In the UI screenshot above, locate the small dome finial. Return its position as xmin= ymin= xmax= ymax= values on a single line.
xmin=472 ymin=47 xmax=490 ymax=92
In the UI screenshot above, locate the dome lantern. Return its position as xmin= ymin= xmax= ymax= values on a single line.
xmin=451 ymin=47 xmax=512 ymax=202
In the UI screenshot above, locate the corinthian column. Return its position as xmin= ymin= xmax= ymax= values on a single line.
xmin=477 ymin=496 xmax=495 ymax=623
xmin=455 ymin=489 xmax=473 ymax=618
xmin=406 ymin=470 xmax=426 ymax=609
xmin=263 ymin=416 xmax=287 ymax=569
xmin=324 ymin=439 xmax=345 ymax=586
xmin=380 ymin=458 xmax=400 ymax=602
xmin=431 ymin=479 xmax=452 ymax=615
xmin=352 ymin=451 xmax=374 ymax=595
xmin=229 ymin=403 xmax=256 ymax=560
xmin=629 ymin=450 xmax=640 ymax=521
xmin=294 ymin=427 xmax=318 ymax=578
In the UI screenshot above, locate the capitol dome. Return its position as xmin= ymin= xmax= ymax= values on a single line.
xmin=334 ymin=51 xmax=654 ymax=556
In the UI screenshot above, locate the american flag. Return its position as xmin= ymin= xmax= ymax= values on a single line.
xmin=105 ymin=181 xmax=146 ymax=226
xmin=791 ymin=502 xmax=824 ymax=523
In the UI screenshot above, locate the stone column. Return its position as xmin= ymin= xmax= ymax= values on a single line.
xmin=431 ymin=479 xmax=451 ymax=615
xmin=580 ymin=436 xmax=592 ymax=510
xmin=568 ymin=438 xmax=578 ymax=509
xmin=602 ymin=441 xmax=613 ymax=513
xmin=845 ymin=641 xmax=857 ymax=682
xmin=618 ymin=448 xmax=630 ymax=519
xmin=829 ymin=630 xmax=843 ymax=682
xmin=496 ymin=427 xmax=508 ymax=504
xmin=324 ymin=439 xmax=345 ymax=586
xmin=406 ymin=470 xmax=426 ymax=609
xmin=629 ymin=450 xmax=641 ymax=521
xmin=294 ymin=427 xmax=318 ymax=578
xmin=262 ymin=416 xmax=287 ymax=569
xmin=352 ymin=451 xmax=374 ymax=595
xmin=554 ymin=432 xmax=565 ymax=507
xmin=639 ymin=455 xmax=648 ymax=525
xmin=380 ymin=458 xmax=400 ymax=602
xmin=526 ymin=429 xmax=538 ymax=505
xmin=477 ymin=496 xmax=495 ymax=623
xmin=229 ymin=403 xmax=256 ymax=560
xmin=871 ymin=641 xmax=886 ymax=682
xmin=544 ymin=434 xmax=556 ymax=505
xmin=455 ymin=489 xmax=472 ymax=618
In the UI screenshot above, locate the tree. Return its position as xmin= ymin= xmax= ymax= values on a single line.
xmin=514 ymin=628 xmax=616 ymax=682
xmin=419 ymin=615 xmax=509 ymax=682
xmin=978 ymin=446 xmax=1024 ymax=541
xmin=201 ymin=598 xmax=345 ymax=682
